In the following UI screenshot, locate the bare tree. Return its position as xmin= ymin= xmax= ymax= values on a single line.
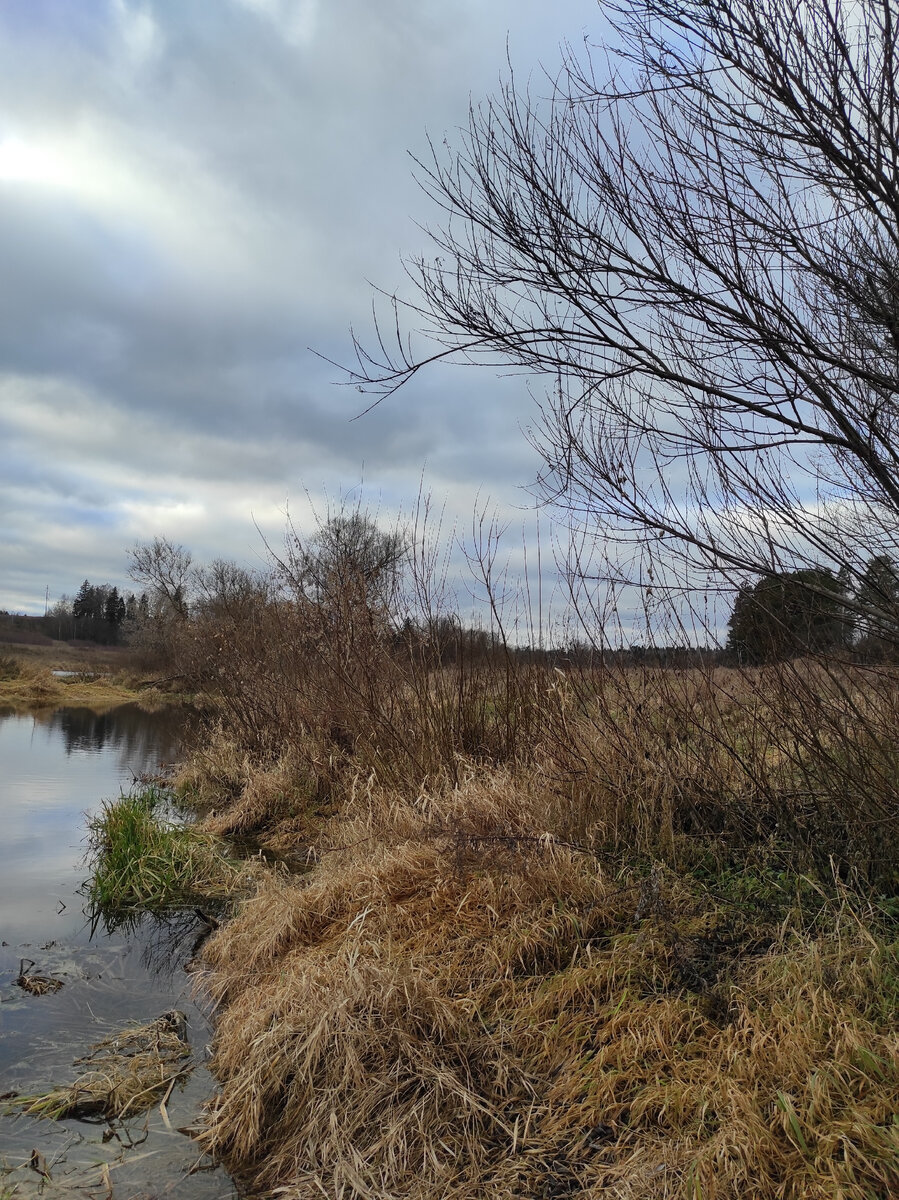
xmin=128 ymin=536 xmax=193 ymax=621
xmin=194 ymin=559 xmax=267 ymax=622
xmin=347 ymin=0 xmax=899 ymax=627
xmin=282 ymin=508 xmax=407 ymax=624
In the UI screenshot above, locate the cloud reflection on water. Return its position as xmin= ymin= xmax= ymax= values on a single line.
xmin=0 ymin=703 xmax=184 ymax=941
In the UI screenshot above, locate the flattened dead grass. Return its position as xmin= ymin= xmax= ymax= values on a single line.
xmin=194 ymin=778 xmax=899 ymax=1199
xmin=0 ymin=656 xmax=166 ymax=711
xmin=8 ymin=1011 xmax=191 ymax=1122
xmin=175 ymin=727 xmax=324 ymax=844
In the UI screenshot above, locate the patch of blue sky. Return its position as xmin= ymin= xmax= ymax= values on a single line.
xmin=0 ymin=0 xmax=107 ymax=49
xmin=72 ymin=208 xmax=166 ymax=295
xmin=0 ymin=453 xmax=102 ymax=504
xmin=43 ymin=493 xmax=127 ymax=529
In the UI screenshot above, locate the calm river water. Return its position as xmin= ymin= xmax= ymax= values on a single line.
xmin=0 ymin=703 xmax=237 ymax=1198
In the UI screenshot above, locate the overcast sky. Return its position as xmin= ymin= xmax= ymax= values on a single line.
xmin=0 ymin=0 xmax=601 ymax=615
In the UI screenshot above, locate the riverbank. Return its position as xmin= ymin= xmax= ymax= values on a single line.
xmin=193 ymin=775 xmax=899 ymax=1199
xmin=165 ymin=656 xmax=899 ymax=1199
xmin=0 ymin=639 xmax=182 ymax=710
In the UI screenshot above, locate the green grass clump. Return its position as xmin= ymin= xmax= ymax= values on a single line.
xmin=85 ymin=784 xmax=246 ymax=916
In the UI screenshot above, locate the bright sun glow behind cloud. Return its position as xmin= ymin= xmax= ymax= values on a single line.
xmin=0 ymin=132 xmax=135 ymax=214
xmin=0 ymin=128 xmax=160 ymax=213
xmin=0 ymin=136 xmax=68 ymax=186
xmin=0 ymin=124 xmax=271 ymax=294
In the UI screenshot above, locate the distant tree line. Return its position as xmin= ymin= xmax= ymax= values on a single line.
xmin=125 ymin=525 xmax=860 ymax=673
xmin=6 ymin=532 xmax=894 ymax=666
xmin=0 ymin=581 xmax=150 ymax=646
xmin=45 ymin=581 xmax=148 ymax=644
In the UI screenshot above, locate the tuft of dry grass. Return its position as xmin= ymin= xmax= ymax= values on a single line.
xmin=0 ymin=660 xmax=65 ymax=708
xmin=174 ymin=726 xmax=328 ymax=848
xmin=193 ymin=777 xmax=899 ymax=1198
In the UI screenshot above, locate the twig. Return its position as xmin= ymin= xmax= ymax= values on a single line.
xmin=119 ymin=1067 xmax=192 ymax=1119
xmin=158 ymin=1075 xmax=178 ymax=1131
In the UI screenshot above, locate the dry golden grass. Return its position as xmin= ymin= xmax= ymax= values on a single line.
xmin=0 ymin=646 xmax=168 ymax=710
xmin=536 ymin=661 xmax=899 ymax=885
xmin=170 ymin=596 xmax=899 ymax=1198
xmin=193 ymin=774 xmax=899 ymax=1199
xmin=184 ymin=649 xmax=899 ymax=886
xmin=173 ymin=722 xmax=252 ymax=808
xmin=174 ymin=726 xmax=326 ymax=844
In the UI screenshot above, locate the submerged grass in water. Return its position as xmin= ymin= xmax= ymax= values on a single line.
xmin=7 ymin=1010 xmax=191 ymax=1122
xmin=85 ymin=784 xmax=248 ymax=918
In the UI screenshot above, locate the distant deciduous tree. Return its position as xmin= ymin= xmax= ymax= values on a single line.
xmin=128 ymin=537 xmax=193 ymax=621
xmin=286 ymin=511 xmax=407 ymax=623
xmin=194 ymin=560 xmax=266 ymax=622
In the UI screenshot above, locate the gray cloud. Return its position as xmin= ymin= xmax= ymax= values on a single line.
xmin=0 ymin=0 xmax=597 ymax=613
